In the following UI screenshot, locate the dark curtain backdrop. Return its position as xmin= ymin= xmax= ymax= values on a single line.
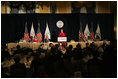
xmin=1 ymin=13 xmax=114 ymax=45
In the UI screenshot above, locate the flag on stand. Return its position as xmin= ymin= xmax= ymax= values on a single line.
xmin=90 ymin=23 xmax=94 ymax=40
xmin=79 ymin=23 xmax=83 ymax=40
xmin=84 ymin=24 xmax=90 ymax=40
xmin=95 ymin=24 xmax=101 ymax=40
xmin=79 ymin=23 xmax=87 ymax=41
xmin=24 ymin=22 xmax=29 ymax=42
xmin=30 ymin=22 xmax=35 ymax=40
xmin=44 ymin=23 xmax=51 ymax=42
xmin=36 ymin=23 xmax=42 ymax=42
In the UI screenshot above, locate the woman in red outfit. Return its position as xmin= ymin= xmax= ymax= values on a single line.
xmin=59 ymin=29 xmax=65 ymax=37
xmin=33 ymin=36 xmax=38 ymax=42
xmin=58 ymin=29 xmax=66 ymax=50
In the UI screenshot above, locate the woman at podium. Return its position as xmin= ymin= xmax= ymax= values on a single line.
xmin=59 ymin=29 xmax=65 ymax=37
xmin=58 ymin=29 xmax=66 ymax=49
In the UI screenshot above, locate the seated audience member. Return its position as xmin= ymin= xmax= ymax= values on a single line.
xmin=40 ymin=44 xmax=44 ymax=49
xmin=71 ymin=44 xmax=82 ymax=61
xmin=13 ymin=45 xmax=23 ymax=56
xmin=86 ymin=43 xmax=89 ymax=48
xmin=10 ymin=56 xmax=26 ymax=78
xmin=37 ymin=44 xmax=45 ymax=53
xmin=79 ymin=52 xmax=89 ymax=78
xmin=1 ymin=66 xmax=10 ymax=78
xmin=87 ymin=50 xmax=102 ymax=78
xmin=100 ymin=40 xmax=108 ymax=51
xmin=72 ymin=51 xmax=89 ymax=78
xmin=1 ymin=46 xmax=10 ymax=62
xmin=89 ymin=42 xmax=97 ymax=50
xmin=30 ymin=54 xmax=40 ymax=76
xmin=53 ymin=58 xmax=65 ymax=78
xmin=49 ymin=43 xmax=53 ymax=48
xmin=66 ymin=45 xmax=73 ymax=53
xmin=76 ymin=43 xmax=81 ymax=50
xmin=48 ymin=43 xmax=53 ymax=50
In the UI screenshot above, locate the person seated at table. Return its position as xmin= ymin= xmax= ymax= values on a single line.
xmin=87 ymin=36 xmax=93 ymax=42
xmin=48 ymin=43 xmax=54 ymax=50
xmin=36 ymin=44 xmax=45 ymax=53
xmin=10 ymin=56 xmax=26 ymax=78
xmin=95 ymin=35 xmax=101 ymax=41
xmin=44 ymin=35 xmax=49 ymax=42
xmin=59 ymin=29 xmax=65 ymax=37
xmin=19 ymin=37 xmax=24 ymax=42
xmin=19 ymin=37 xmax=26 ymax=42
xmin=28 ymin=37 xmax=32 ymax=42
xmin=33 ymin=36 xmax=38 ymax=42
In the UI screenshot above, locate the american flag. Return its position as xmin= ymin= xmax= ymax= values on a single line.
xmin=79 ymin=26 xmax=83 ymax=40
xmin=44 ymin=23 xmax=51 ymax=41
xmin=24 ymin=33 xmax=29 ymax=42
xmin=24 ymin=22 xmax=29 ymax=42
xmin=95 ymin=24 xmax=101 ymax=40
xmin=79 ymin=23 xmax=83 ymax=40
xmin=30 ymin=23 xmax=35 ymax=40
xmin=36 ymin=25 xmax=42 ymax=42
xmin=84 ymin=24 xmax=90 ymax=41
xmin=79 ymin=23 xmax=87 ymax=41
xmin=82 ymin=32 xmax=87 ymax=41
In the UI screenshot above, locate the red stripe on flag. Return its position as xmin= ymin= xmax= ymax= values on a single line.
xmin=36 ymin=32 xmax=42 ymax=42
xmin=24 ymin=33 xmax=29 ymax=42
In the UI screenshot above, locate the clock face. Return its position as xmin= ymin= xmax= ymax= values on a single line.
xmin=56 ymin=20 xmax=64 ymax=28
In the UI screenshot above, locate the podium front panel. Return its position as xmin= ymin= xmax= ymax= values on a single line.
xmin=58 ymin=37 xmax=67 ymax=42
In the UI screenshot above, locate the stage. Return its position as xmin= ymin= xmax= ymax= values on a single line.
xmin=7 ymin=41 xmax=110 ymax=51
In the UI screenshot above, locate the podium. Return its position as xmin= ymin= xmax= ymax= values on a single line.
xmin=57 ymin=37 xmax=67 ymax=48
